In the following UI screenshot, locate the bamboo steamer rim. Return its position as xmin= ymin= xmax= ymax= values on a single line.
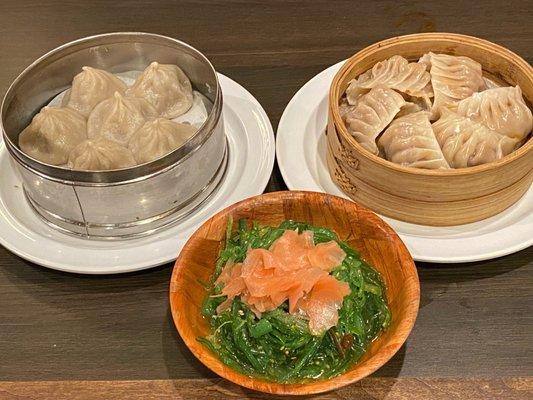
xmin=329 ymin=32 xmax=533 ymax=177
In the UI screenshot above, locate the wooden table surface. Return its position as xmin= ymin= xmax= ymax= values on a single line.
xmin=0 ymin=1 xmax=532 ymax=398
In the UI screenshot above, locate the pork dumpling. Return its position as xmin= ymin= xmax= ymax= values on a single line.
xmin=127 ymin=62 xmax=193 ymax=118
xmin=378 ymin=111 xmax=450 ymax=169
xmin=87 ymin=92 xmax=158 ymax=146
xmin=128 ymin=118 xmax=197 ymax=164
xmin=483 ymin=77 xmax=501 ymax=90
xmin=433 ymin=108 xmax=518 ymax=168
xmin=67 ymin=138 xmax=136 ymax=171
xmin=341 ymin=87 xmax=406 ymax=154
xmin=338 ymin=97 xmax=351 ymax=119
xmin=62 ymin=67 xmax=127 ymax=117
xmin=456 ymin=86 xmax=532 ymax=141
xmin=419 ymin=52 xmax=485 ymax=119
xmin=395 ymin=102 xmax=425 ymax=119
xmin=19 ymin=106 xmax=86 ymax=165
xmin=346 ymin=55 xmax=432 ymax=105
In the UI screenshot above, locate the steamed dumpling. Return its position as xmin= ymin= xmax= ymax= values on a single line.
xmin=127 ymin=62 xmax=193 ymax=118
xmin=342 ymin=87 xmax=406 ymax=154
xmin=346 ymin=55 xmax=432 ymax=105
xmin=19 ymin=106 xmax=87 ymax=165
xmin=455 ymin=86 xmax=532 ymax=141
xmin=62 ymin=66 xmax=127 ymax=117
xmin=87 ymin=92 xmax=158 ymax=145
xmin=67 ymin=138 xmax=136 ymax=171
xmin=378 ymin=111 xmax=450 ymax=169
xmin=395 ymin=101 xmax=425 ymax=119
xmin=433 ymin=108 xmax=518 ymax=168
xmin=128 ymin=118 xmax=197 ymax=164
xmin=419 ymin=52 xmax=485 ymax=119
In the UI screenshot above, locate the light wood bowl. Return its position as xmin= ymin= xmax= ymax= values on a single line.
xmin=328 ymin=33 xmax=533 ymax=226
xmin=169 ymin=191 xmax=419 ymax=395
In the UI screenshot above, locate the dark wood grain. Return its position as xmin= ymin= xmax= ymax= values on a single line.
xmin=0 ymin=0 xmax=532 ymax=396
xmin=1 ymin=377 xmax=532 ymax=399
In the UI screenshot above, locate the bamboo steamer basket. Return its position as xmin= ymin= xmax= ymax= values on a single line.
xmin=327 ymin=33 xmax=533 ymax=226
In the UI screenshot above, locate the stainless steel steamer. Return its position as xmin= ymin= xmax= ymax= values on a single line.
xmin=1 ymin=33 xmax=227 ymax=239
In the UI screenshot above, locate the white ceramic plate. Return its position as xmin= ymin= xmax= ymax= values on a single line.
xmin=276 ymin=61 xmax=533 ymax=263
xmin=0 ymin=73 xmax=275 ymax=274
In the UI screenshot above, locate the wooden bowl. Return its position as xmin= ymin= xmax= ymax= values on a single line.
xmin=169 ymin=191 xmax=420 ymax=395
xmin=327 ymin=33 xmax=533 ymax=226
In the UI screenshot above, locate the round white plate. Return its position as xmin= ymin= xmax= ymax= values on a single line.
xmin=276 ymin=61 xmax=533 ymax=263
xmin=0 ymin=73 xmax=275 ymax=274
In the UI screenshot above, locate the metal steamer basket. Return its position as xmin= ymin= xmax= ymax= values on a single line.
xmin=1 ymin=33 xmax=227 ymax=239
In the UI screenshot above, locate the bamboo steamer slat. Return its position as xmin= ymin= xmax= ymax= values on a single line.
xmin=327 ymin=33 xmax=533 ymax=226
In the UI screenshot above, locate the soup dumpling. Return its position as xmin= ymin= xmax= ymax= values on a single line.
xmin=87 ymin=92 xmax=158 ymax=146
xmin=19 ymin=106 xmax=87 ymax=165
xmin=68 ymin=138 xmax=136 ymax=171
xmin=128 ymin=118 xmax=197 ymax=164
xmin=127 ymin=62 xmax=193 ymax=118
xmin=62 ymin=66 xmax=127 ymax=117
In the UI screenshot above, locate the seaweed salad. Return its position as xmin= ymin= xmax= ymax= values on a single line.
xmin=199 ymin=219 xmax=391 ymax=383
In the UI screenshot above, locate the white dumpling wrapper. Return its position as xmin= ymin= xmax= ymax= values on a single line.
xmin=342 ymin=87 xmax=406 ymax=154
xmin=378 ymin=111 xmax=450 ymax=169
xmin=346 ymin=55 xmax=432 ymax=105
xmin=432 ymin=108 xmax=518 ymax=168
xmin=62 ymin=66 xmax=127 ymax=117
xmin=19 ymin=106 xmax=87 ymax=165
xmin=419 ymin=52 xmax=485 ymax=120
xmin=127 ymin=62 xmax=193 ymax=118
xmin=67 ymin=137 xmax=136 ymax=171
xmin=128 ymin=118 xmax=197 ymax=164
xmin=456 ymin=86 xmax=532 ymax=142
xmin=87 ymin=92 xmax=158 ymax=146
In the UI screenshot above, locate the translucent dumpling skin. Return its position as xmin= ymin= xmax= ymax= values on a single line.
xmin=127 ymin=62 xmax=193 ymax=118
xmin=346 ymin=55 xmax=432 ymax=105
xmin=341 ymin=86 xmax=406 ymax=154
xmin=456 ymin=86 xmax=532 ymax=142
xmin=419 ymin=52 xmax=485 ymax=119
xmin=128 ymin=118 xmax=197 ymax=164
xmin=87 ymin=92 xmax=158 ymax=146
xmin=432 ymin=108 xmax=518 ymax=168
xmin=19 ymin=106 xmax=87 ymax=165
xmin=67 ymin=138 xmax=136 ymax=171
xmin=378 ymin=111 xmax=450 ymax=169
xmin=62 ymin=66 xmax=127 ymax=117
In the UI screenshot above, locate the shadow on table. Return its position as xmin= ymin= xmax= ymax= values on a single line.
xmin=162 ymin=308 xmax=216 ymax=379
xmin=2 ymin=252 xmax=173 ymax=294
xmin=416 ymin=246 xmax=531 ymax=309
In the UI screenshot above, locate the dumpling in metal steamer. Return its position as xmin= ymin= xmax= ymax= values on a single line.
xmin=378 ymin=111 xmax=450 ymax=169
xmin=128 ymin=118 xmax=197 ymax=164
xmin=62 ymin=66 xmax=127 ymax=117
xmin=455 ymin=86 xmax=532 ymax=142
xmin=346 ymin=55 xmax=432 ymax=106
xmin=419 ymin=52 xmax=485 ymax=120
xmin=432 ymin=108 xmax=518 ymax=168
xmin=67 ymin=138 xmax=136 ymax=171
xmin=127 ymin=62 xmax=194 ymax=118
xmin=341 ymin=86 xmax=406 ymax=155
xmin=87 ymin=92 xmax=158 ymax=146
xmin=18 ymin=106 xmax=87 ymax=165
